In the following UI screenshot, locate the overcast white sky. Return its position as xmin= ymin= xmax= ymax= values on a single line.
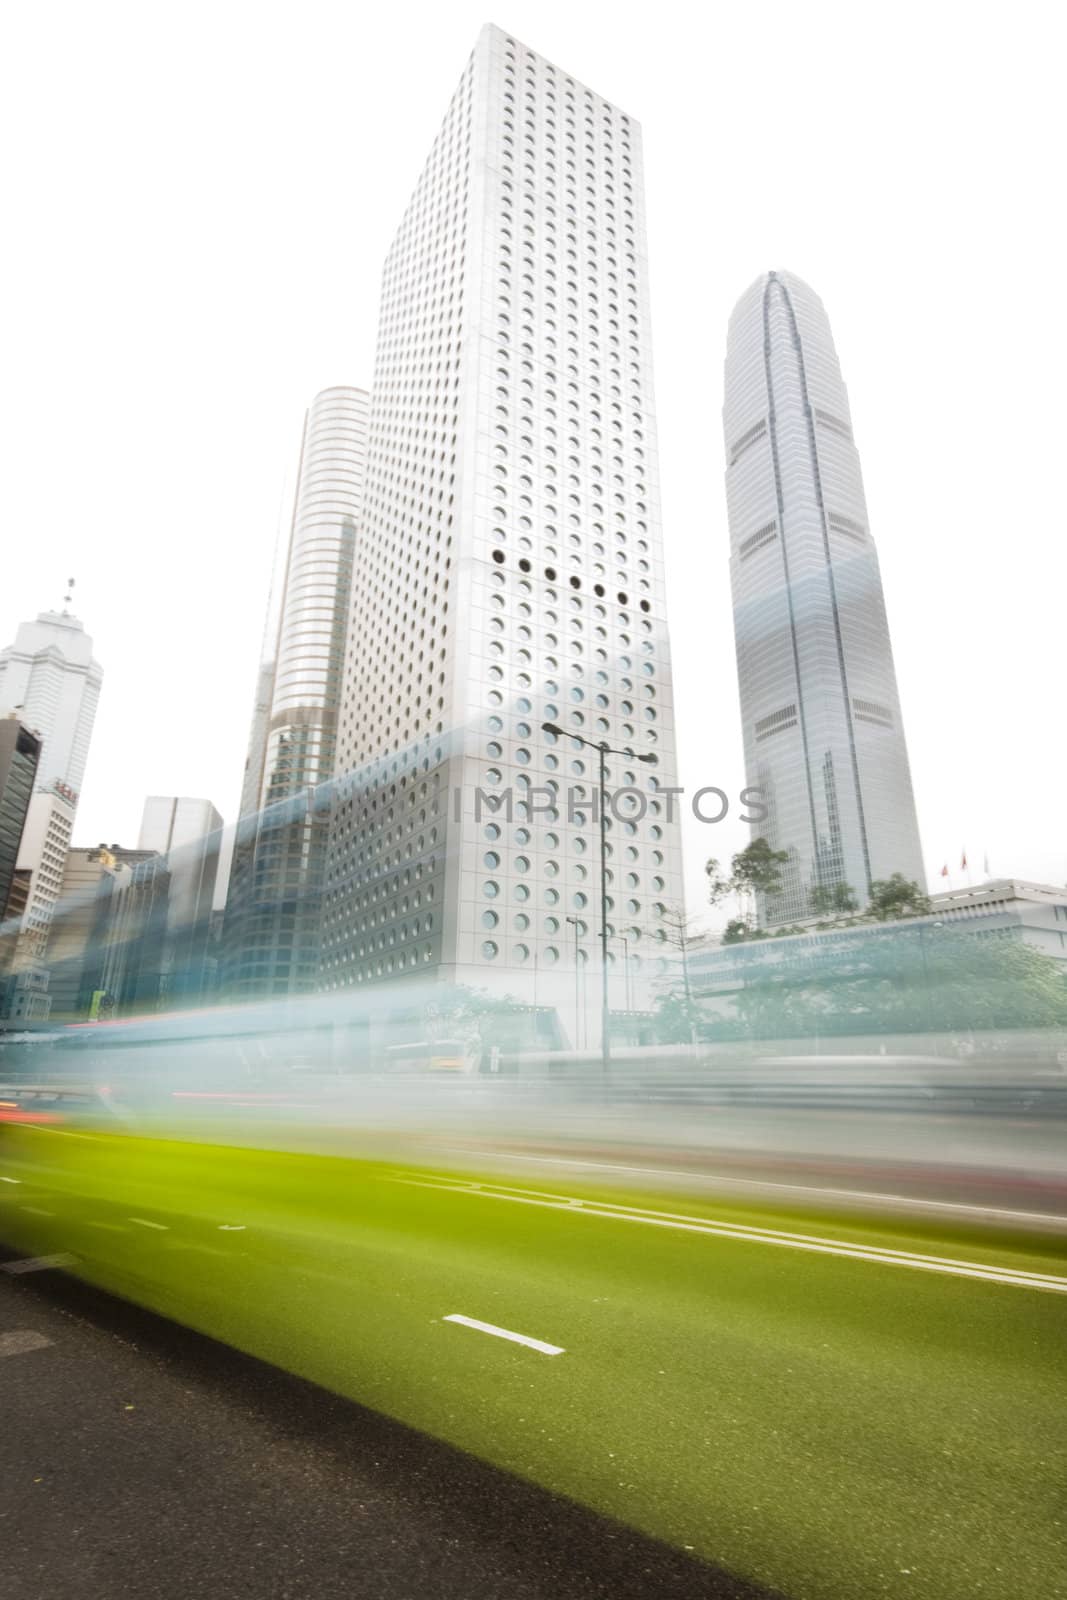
xmin=2 ymin=0 xmax=1064 ymax=924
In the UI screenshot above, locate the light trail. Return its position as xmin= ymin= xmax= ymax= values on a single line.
xmin=396 ymin=1176 xmax=1067 ymax=1294
xmin=440 ymin=1147 xmax=1067 ymax=1226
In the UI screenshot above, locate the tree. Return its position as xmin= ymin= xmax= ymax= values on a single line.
xmin=651 ymin=989 xmax=706 ymax=1045
xmin=704 ymin=857 xmax=733 ymax=912
xmin=868 ymin=873 xmax=931 ymax=920
xmin=732 ymin=837 xmax=789 ymax=900
xmin=724 ymin=925 xmax=1067 ymax=1039
xmin=810 ymin=881 xmax=858 ymax=916
xmin=657 ymin=905 xmax=707 ymax=1038
xmin=707 ymin=841 xmax=789 ymax=937
xmin=421 ymin=984 xmax=529 ymax=1055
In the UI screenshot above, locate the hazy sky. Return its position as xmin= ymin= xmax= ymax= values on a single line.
xmin=2 ymin=0 xmax=1064 ymax=924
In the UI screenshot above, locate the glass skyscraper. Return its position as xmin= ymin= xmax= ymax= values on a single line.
xmin=227 ymin=386 xmax=368 ymax=996
xmin=723 ymin=271 xmax=925 ymax=925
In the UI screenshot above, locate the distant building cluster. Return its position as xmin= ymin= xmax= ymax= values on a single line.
xmin=1 ymin=25 xmax=1063 ymax=1037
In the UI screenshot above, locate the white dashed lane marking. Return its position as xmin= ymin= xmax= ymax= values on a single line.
xmin=443 ymin=1313 xmax=565 ymax=1355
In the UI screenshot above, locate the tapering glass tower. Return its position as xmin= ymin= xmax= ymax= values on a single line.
xmin=723 ymin=271 xmax=925 ymax=924
xmin=321 ymin=25 xmax=684 ymax=1018
xmin=226 ymin=386 xmax=368 ymax=996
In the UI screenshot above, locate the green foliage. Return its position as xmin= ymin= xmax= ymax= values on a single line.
xmin=722 ymin=926 xmax=1067 ymax=1038
xmin=706 ymin=838 xmax=789 ymax=927
xmin=732 ymin=837 xmax=789 ymax=898
xmin=704 ymin=857 xmax=733 ymax=909
xmin=868 ymin=873 xmax=932 ymax=920
xmin=650 ymin=989 xmax=706 ymax=1044
xmin=810 ymin=882 xmax=859 ymax=916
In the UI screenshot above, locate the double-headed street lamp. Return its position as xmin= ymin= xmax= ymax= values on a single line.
xmin=541 ymin=723 xmax=657 ymax=1090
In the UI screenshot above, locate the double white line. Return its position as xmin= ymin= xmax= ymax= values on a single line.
xmin=395 ymin=1175 xmax=1067 ymax=1294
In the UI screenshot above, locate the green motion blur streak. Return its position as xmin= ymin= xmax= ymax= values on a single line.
xmin=2 ymin=1128 xmax=1064 ymax=1600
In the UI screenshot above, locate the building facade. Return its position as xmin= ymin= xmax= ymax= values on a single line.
xmin=45 ymin=844 xmax=156 ymax=1018
xmin=226 ymin=387 xmax=369 ymax=997
xmin=320 ymin=25 xmax=684 ymax=1031
xmin=0 ymin=604 xmax=103 ymax=1015
xmin=0 ymin=717 xmax=41 ymax=922
xmin=723 ymin=271 xmax=925 ymax=925
xmin=0 ymin=607 xmax=102 ymax=795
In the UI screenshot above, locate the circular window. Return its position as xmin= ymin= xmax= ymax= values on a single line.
xmin=483 ymin=880 xmax=500 ymax=899
xmin=481 ymin=910 xmax=499 ymax=929
xmin=482 ymin=940 xmax=499 ymax=960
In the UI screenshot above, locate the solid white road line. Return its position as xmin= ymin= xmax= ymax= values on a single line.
xmin=440 ymin=1146 xmax=1067 ymax=1227
xmin=443 ymin=1313 xmax=565 ymax=1355
xmin=0 ymin=1330 xmax=54 ymax=1358
xmin=129 ymin=1217 xmax=169 ymax=1230
xmin=397 ymin=1178 xmax=1067 ymax=1295
xmin=2 ymin=1253 xmax=76 ymax=1275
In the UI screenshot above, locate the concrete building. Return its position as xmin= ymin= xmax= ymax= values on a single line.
xmin=0 ymin=606 xmax=102 ymax=796
xmin=45 ymin=845 xmax=155 ymax=1018
xmin=320 ymin=26 xmax=685 ymax=1033
xmin=927 ymin=879 xmax=1067 ymax=961
xmin=138 ymin=796 xmax=222 ymax=860
xmin=0 ymin=717 xmax=41 ymax=922
xmin=0 ymin=601 xmax=103 ymax=1016
xmin=723 ymin=272 xmax=925 ymax=926
xmin=226 ymin=387 xmax=369 ymax=997
xmin=1 ymin=785 xmax=76 ymax=1017
xmin=116 ymin=797 xmax=224 ymax=1009
xmin=0 ymin=718 xmax=42 ymax=1000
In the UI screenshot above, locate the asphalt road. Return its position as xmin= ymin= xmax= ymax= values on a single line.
xmin=2 ymin=1128 xmax=1065 ymax=1600
xmin=0 ymin=1262 xmax=772 ymax=1600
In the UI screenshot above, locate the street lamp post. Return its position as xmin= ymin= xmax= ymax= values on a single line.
xmin=613 ymin=934 xmax=632 ymax=1019
xmin=917 ymin=919 xmax=944 ymax=1046
xmin=542 ymin=724 xmax=656 ymax=1095
xmin=565 ymin=914 xmax=582 ymax=1050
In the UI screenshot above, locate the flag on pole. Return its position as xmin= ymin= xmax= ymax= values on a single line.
xmin=940 ymin=864 xmax=949 ymax=878
xmin=961 ymin=849 xmax=968 ymax=870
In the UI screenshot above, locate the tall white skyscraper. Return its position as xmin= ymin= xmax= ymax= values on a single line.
xmin=0 ymin=603 xmax=103 ymax=1012
xmin=321 ymin=26 xmax=684 ymax=1022
xmin=227 ymin=386 xmax=369 ymax=996
xmin=723 ymin=271 xmax=925 ymax=924
xmin=0 ymin=606 xmax=102 ymax=795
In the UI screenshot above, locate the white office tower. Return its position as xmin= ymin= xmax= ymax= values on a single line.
xmin=139 ymin=796 xmax=223 ymax=858
xmin=0 ymin=608 xmax=102 ymax=795
xmin=723 ymin=271 xmax=925 ymax=925
xmin=227 ymin=387 xmax=369 ymax=996
xmin=321 ymin=26 xmax=684 ymax=1030
xmin=0 ymin=605 xmax=102 ymax=1014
